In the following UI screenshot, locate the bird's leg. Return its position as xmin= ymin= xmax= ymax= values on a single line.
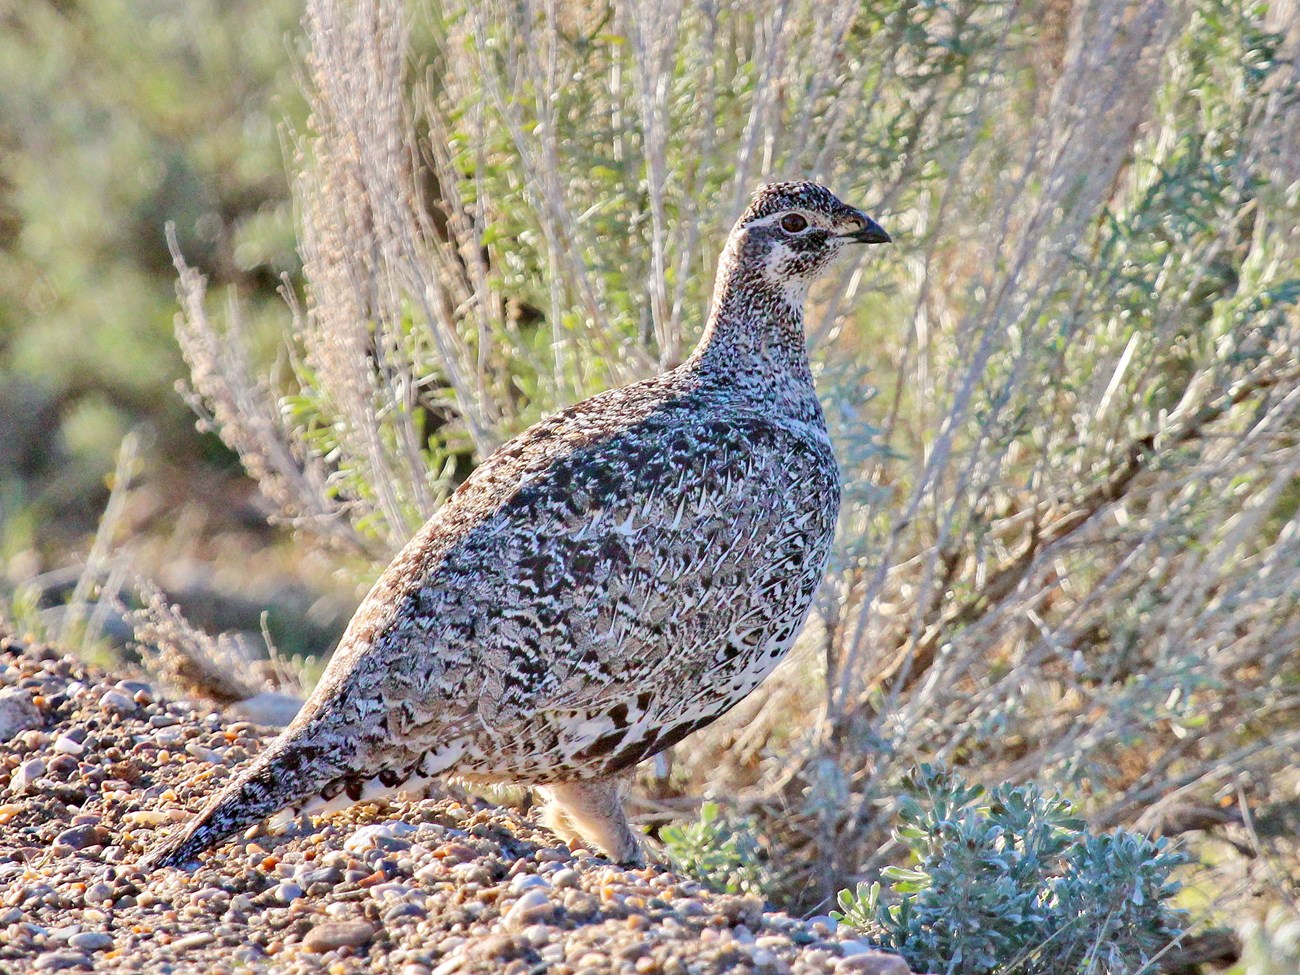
xmin=537 ymin=777 xmax=644 ymax=866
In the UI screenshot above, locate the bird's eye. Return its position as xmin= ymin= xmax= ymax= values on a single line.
xmin=780 ymin=213 xmax=809 ymax=233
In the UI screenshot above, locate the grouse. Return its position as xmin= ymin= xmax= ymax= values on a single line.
xmin=142 ymin=180 xmax=890 ymax=868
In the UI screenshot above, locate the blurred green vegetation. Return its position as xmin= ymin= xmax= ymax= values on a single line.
xmin=0 ymin=0 xmax=303 ymax=560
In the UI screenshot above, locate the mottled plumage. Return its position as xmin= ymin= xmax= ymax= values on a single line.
xmin=142 ymin=181 xmax=889 ymax=868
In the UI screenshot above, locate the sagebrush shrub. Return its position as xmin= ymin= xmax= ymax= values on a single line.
xmin=833 ymin=765 xmax=1188 ymax=975
xmin=660 ymin=801 xmax=773 ymax=898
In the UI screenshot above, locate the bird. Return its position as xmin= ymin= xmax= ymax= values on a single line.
xmin=140 ymin=180 xmax=890 ymax=869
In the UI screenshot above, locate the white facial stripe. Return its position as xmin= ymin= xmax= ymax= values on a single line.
xmin=761 ymin=241 xmax=814 ymax=298
xmin=768 ymin=240 xmax=796 ymax=263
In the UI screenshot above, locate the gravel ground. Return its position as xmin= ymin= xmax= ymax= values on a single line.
xmin=0 ymin=636 xmax=915 ymax=975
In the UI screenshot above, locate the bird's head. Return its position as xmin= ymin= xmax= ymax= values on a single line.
xmin=726 ymin=180 xmax=890 ymax=296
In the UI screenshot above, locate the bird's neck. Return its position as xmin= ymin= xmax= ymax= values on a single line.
xmin=687 ymin=257 xmax=823 ymax=424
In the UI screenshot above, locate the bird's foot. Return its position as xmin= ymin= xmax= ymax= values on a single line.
xmin=536 ymin=777 xmax=644 ymax=866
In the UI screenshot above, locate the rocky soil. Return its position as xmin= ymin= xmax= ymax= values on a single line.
xmin=0 ymin=636 xmax=915 ymax=975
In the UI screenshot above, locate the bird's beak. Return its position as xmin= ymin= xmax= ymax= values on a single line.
xmin=839 ymin=213 xmax=891 ymax=245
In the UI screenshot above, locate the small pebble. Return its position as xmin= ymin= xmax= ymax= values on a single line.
xmin=539 ymin=944 xmax=565 ymax=965
xmin=509 ymin=873 xmax=550 ymax=893
xmin=449 ymin=862 xmax=492 ymax=885
xmin=33 ymin=953 xmax=91 ymax=972
xmin=123 ymin=809 xmax=171 ymax=827
xmin=54 ymin=824 xmax=109 ymax=851
xmin=83 ymin=882 xmax=113 ymax=907
xmin=384 ymin=901 xmax=428 ymax=923
xmin=302 ymin=920 xmax=376 ymax=953
xmin=272 ymin=882 xmax=304 ymax=904
xmin=436 ymin=842 xmax=478 ymax=864
xmin=414 ymin=861 xmax=446 ymax=883
xmin=343 ymin=821 xmax=417 ymax=853
xmin=52 ymin=734 xmax=85 ymax=755
xmin=368 ymin=882 xmax=413 ymax=902
xmin=115 ymin=679 xmax=153 ymax=703
xmin=67 ymin=932 xmax=112 ymax=952
xmin=503 ymin=888 xmax=554 ymax=927
xmin=11 ymin=758 xmax=45 ymax=792
xmin=522 ymin=923 xmax=554 ymax=947
xmin=0 ymin=688 xmax=41 ymax=741
xmin=551 ymin=868 xmax=580 ymax=889
xmin=296 ymin=865 xmax=344 ymax=886
xmin=97 ymin=689 xmax=137 ymax=716
xmin=172 ymin=932 xmax=216 ymax=951
xmin=184 ymin=743 xmax=223 ymax=763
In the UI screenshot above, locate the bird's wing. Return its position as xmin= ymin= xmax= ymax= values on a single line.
xmin=363 ymin=406 xmax=837 ymax=741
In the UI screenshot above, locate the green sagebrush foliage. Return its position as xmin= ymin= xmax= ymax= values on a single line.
xmin=659 ymin=801 xmax=772 ymax=898
xmin=833 ymin=766 xmax=1188 ymax=975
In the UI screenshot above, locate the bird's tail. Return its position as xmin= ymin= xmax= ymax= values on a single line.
xmin=138 ymin=731 xmax=341 ymax=870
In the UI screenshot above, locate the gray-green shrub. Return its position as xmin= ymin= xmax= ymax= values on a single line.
xmin=833 ymin=766 xmax=1188 ymax=975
